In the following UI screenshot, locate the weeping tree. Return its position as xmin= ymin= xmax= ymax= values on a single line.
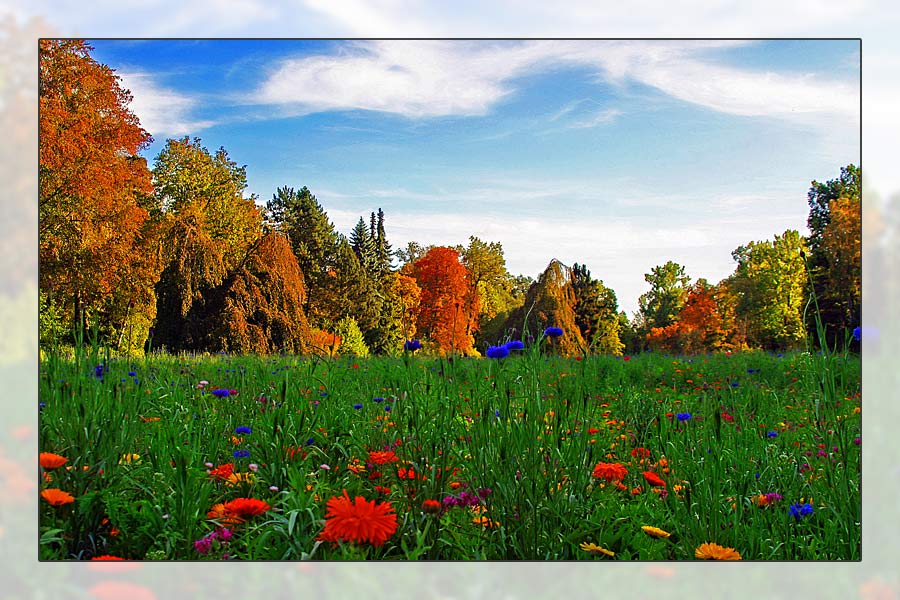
xmin=199 ymin=232 xmax=311 ymax=354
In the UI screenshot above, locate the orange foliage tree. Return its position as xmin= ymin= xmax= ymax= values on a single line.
xmin=39 ymin=39 xmax=159 ymax=347
xmin=410 ymin=247 xmax=478 ymax=355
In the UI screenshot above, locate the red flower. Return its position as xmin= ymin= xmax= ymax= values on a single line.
xmin=39 ymin=452 xmax=68 ymax=470
xmin=368 ymin=450 xmax=399 ymax=465
xmin=422 ymin=499 xmax=442 ymax=514
xmin=41 ymin=488 xmax=75 ymax=506
xmin=631 ymin=447 xmax=651 ymax=459
xmin=208 ymin=463 xmax=235 ymax=480
xmin=318 ymin=490 xmax=398 ymax=547
xmin=588 ymin=427 xmax=600 ymax=435
xmin=642 ymin=471 xmax=666 ymax=487
xmin=222 ymin=497 xmax=271 ymax=518
xmin=592 ymin=462 xmax=628 ymax=482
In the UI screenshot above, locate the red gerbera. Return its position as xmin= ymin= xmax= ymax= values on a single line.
xmin=318 ymin=490 xmax=398 ymax=547
xmin=368 ymin=450 xmax=399 ymax=465
xmin=592 ymin=462 xmax=628 ymax=482
xmin=39 ymin=452 xmax=68 ymax=470
xmin=222 ymin=497 xmax=271 ymax=518
xmin=642 ymin=471 xmax=666 ymax=487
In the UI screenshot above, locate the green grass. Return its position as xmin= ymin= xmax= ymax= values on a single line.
xmin=38 ymin=345 xmax=861 ymax=561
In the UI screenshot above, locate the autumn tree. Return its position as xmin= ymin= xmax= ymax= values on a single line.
xmin=198 ymin=232 xmax=311 ymax=354
xmin=151 ymin=138 xmax=263 ymax=351
xmin=503 ymin=260 xmax=586 ymax=356
xmin=39 ymin=39 xmax=161 ymax=351
xmin=805 ymin=165 xmax=861 ymax=346
xmin=728 ymin=230 xmax=807 ymax=350
xmin=410 ymin=247 xmax=478 ymax=355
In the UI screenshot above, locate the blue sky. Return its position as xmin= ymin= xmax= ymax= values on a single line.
xmin=87 ymin=39 xmax=860 ymax=317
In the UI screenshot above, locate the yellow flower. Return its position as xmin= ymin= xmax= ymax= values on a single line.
xmin=225 ymin=472 xmax=256 ymax=487
xmin=472 ymin=515 xmax=500 ymax=528
xmin=119 ymin=453 xmax=141 ymax=465
xmin=580 ymin=542 xmax=615 ymax=557
xmin=641 ymin=525 xmax=671 ymax=539
xmin=695 ymin=542 xmax=741 ymax=560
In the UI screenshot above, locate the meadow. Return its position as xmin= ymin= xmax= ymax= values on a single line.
xmin=38 ymin=335 xmax=861 ymax=561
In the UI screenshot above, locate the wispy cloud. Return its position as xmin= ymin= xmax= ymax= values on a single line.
xmin=117 ymin=70 xmax=216 ymax=138
xmin=249 ymin=40 xmax=858 ymax=129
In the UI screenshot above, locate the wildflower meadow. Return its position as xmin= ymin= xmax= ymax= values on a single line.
xmin=39 ymin=331 xmax=861 ymax=561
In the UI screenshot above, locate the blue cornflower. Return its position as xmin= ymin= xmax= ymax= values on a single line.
xmin=767 ymin=430 xmax=778 ymax=438
xmin=353 ymin=403 xmax=363 ymax=410
xmin=306 ymin=438 xmax=315 ymax=446
xmin=404 ymin=339 xmax=422 ymax=351
xmin=486 ymin=345 xmax=509 ymax=359
xmin=211 ymin=389 xmax=230 ymax=398
xmin=128 ymin=371 xmax=137 ymax=377
xmin=852 ymin=326 xmax=861 ymax=341
xmin=385 ymin=405 xmax=392 ymax=412
xmin=39 ymin=401 xmax=46 ymax=409
xmin=235 ymin=426 xmax=252 ymax=435
xmin=93 ymin=365 xmax=104 ymax=378
xmin=320 ymin=392 xmax=327 ymax=397
xmin=676 ymin=413 xmax=692 ymax=422
xmin=233 ymin=450 xmax=250 ymax=459
xmin=495 ymin=409 xmax=501 ymax=418
xmin=543 ymin=327 xmax=563 ymax=338
xmin=373 ymin=397 xmax=384 ymax=403
xmin=790 ymin=503 xmax=814 ymax=521
xmin=504 ymin=340 xmax=525 ymax=351
xmin=731 ymin=381 xmax=739 ymax=387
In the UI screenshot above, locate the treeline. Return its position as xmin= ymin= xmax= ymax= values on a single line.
xmin=38 ymin=40 xmax=861 ymax=357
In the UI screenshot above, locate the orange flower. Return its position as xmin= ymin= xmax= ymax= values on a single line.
xmin=222 ymin=497 xmax=271 ymax=518
xmin=41 ymin=488 xmax=74 ymax=506
xmin=422 ymin=499 xmax=442 ymax=514
xmin=695 ymin=542 xmax=741 ymax=560
xmin=207 ymin=503 xmax=244 ymax=525
xmin=642 ymin=471 xmax=666 ymax=487
xmin=592 ymin=462 xmax=628 ymax=482
xmin=208 ymin=463 xmax=235 ymax=480
xmin=631 ymin=447 xmax=651 ymax=459
xmin=39 ymin=453 xmax=68 ymax=470
xmin=318 ymin=490 xmax=398 ymax=547
xmin=641 ymin=525 xmax=671 ymax=539
xmin=368 ymin=450 xmax=399 ymax=465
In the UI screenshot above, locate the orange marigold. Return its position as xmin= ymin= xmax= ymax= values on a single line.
xmin=592 ymin=461 xmax=628 ymax=482
xmin=207 ymin=503 xmax=245 ymax=525
xmin=368 ymin=450 xmax=399 ymax=465
xmin=695 ymin=542 xmax=742 ymax=560
xmin=222 ymin=497 xmax=271 ymax=518
xmin=318 ymin=490 xmax=398 ymax=547
xmin=39 ymin=452 xmax=68 ymax=470
xmin=41 ymin=488 xmax=75 ymax=506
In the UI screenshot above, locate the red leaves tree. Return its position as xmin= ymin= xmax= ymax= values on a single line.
xmin=39 ymin=39 xmax=158 ymax=348
xmin=410 ymin=247 xmax=478 ymax=355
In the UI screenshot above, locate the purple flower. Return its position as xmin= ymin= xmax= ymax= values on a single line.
xmin=676 ymin=413 xmax=692 ymax=422
xmin=767 ymin=430 xmax=778 ymax=438
xmin=235 ymin=426 xmax=252 ymax=435
xmin=504 ymin=340 xmax=525 ymax=351
xmin=233 ymin=449 xmax=250 ymax=458
xmin=194 ymin=537 xmax=212 ymax=555
xmin=852 ymin=326 xmax=861 ymax=341
xmin=404 ymin=339 xmax=422 ymax=351
xmin=211 ymin=389 xmax=230 ymax=398
xmin=373 ymin=397 xmax=384 ymax=403
xmin=543 ymin=327 xmax=563 ymax=338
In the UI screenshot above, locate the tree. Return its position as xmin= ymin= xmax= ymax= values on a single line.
xmin=350 ymin=216 xmax=378 ymax=276
xmin=198 ymin=232 xmax=311 ymax=354
xmin=265 ymin=186 xmax=341 ymax=323
xmin=396 ymin=241 xmax=430 ymax=268
xmin=456 ymin=236 xmax=522 ymax=347
xmin=39 ymin=39 xmax=159 ymax=349
xmin=728 ymin=230 xmax=807 ymax=350
xmin=636 ymin=261 xmax=690 ymax=349
xmin=569 ymin=263 xmax=623 ymax=355
xmin=503 ymin=260 xmax=585 ymax=356
xmin=334 ymin=317 xmax=370 ymax=357
xmin=805 ymin=165 xmax=861 ymax=347
xmin=410 ymin=247 xmax=478 ymax=355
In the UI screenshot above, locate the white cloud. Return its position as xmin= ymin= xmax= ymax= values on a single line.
xmin=250 ymin=40 xmax=858 ymax=128
xmin=116 ymin=70 xmax=216 ymax=138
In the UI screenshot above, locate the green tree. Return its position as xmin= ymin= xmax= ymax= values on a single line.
xmin=569 ymin=263 xmax=623 ymax=355
xmin=350 ymin=216 xmax=378 ymax=277
xmin=636 ymin=261 xmax=691 ymax=346
xmin=265 ymin=186 xmax=341 ymax=323
xmin=729 ymin=230 xmax=807 ymax=350
xmin=334 ymin=316 xmax=370 ymax=357
xmin=456 ymin=236 xmax=522 ymax=346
